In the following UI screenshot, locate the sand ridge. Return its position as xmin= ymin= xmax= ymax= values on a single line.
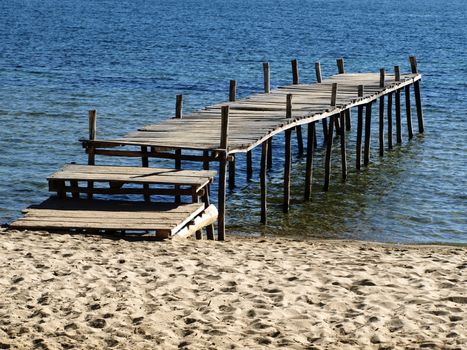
xmin=0 ymin=229 xmax=465 ymax=349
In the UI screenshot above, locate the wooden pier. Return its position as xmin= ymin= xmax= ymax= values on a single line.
xmin=11 ymin=56 xmax=425 ymax=240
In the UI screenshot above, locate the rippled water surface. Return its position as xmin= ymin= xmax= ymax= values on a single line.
xmin=1 ymin=0 xmax=466 ymax=243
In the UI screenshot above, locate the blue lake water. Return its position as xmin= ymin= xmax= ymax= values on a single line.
xmin=0 ymin=0 xmax=466 ymax=243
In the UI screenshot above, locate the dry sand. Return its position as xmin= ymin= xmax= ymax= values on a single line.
xmin=0 ymin=228 xmax=465 ymax=350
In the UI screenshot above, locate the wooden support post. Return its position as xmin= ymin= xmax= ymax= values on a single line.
xmin=331 ymin=83 xmax=340 ymax=135
xmin=267 ymin=138 xmax=273 ymax=169
xmin=409 ymin=56 xmax=424 ymax=133
xmin=260 ymin=141 xmax=268 ymax=224
xmin=296 ymin=126 xmax=304 ymax=156
xmin=315 ymin=61 xmax=322 ymax=83
xmin=340 ymin=111 xmax=347 ymax=181
xmin=345 ymin=109 xmax=351 ymax=131
xmin=394 ymin=66 xmax=402 ymax=144
xmin=337 ymin=58 xmax=345 ymax=74
xmin=217 ymin=105 xmax=229 ymax=241
xmin=263 ymin=62 xmax=270 ymax=93
xmin=364 ymin=102 xmax=372 ymax=166
xmin=246 ymin=151 xmax=253 ymax=180
xmin=405 ymin=85 xmax=414 ymax=139
xmin=304 ymin=121 xmax=315 ymax=200
xmin=175 ymin=95 xmax=183 ymax=203
xmin=324 ymin=115 xmax=334 ymax=191
xmin=203 ymin=186 xmax=214 ymax=240
xmin=87 ymin=110 xmax=96 ymax=199
xmin=315 ymin=61 xmax=327 ymax=143
xmin=356 ymin=85 xmax=364 ymax=170
xmin=229 ymin=80 xmax=236 ymax=102
xmin=203 ymin=151 xmax=210 ymax=170
xmin=283 ymin=94 xmax=292 ymax=213
xmin=141 ymin=146 xmax=150 ymax=202
xmin=379 ymin=68 xmax=385 ymax=88
xmin=379 ymin=95 xmax=385 ymax=157
xmin=387 ymin=92 xmax=393 ymax=150
xmin=229 ymin=156 xmax=235 ymax=190
xmin=291 ymin=59 xmax=299 ymax=85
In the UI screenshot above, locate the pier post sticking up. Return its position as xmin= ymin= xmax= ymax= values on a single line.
xmin=364 ymin=101 xmax=373 ymax=166
xmin=174 ymin=94 xmax=183 ymax=203
xmin=263 ymin=62 xmax=273 ymax=170
xmin=260 ymin=140 xmax=268 ymax=224
xmin=387 ymin=91 xmax=393 ymax=150
xmin=304 ymin=121 xmax=315 ymax=200
xmin=324 ymin=83 xmax=338 ymax=191
xmin=337 ymin=58 xmax=345 ymax=74
xmin=315 ymin=61 xmax=328 ymax=144
xmin=291 ymin=59 xmax=304 ymax=156
xmin=405 ymin=85 xmax=414 ymax=140
xmin=283 ymin=94 xmax=293 ymax=213
xmin=228 ymin=80 xmax=236 ymax=190
xmin=409 ymin=56 xmax=424 ymax=133
xmin=340 ymin=110 xmax=347 ymax=181
xmin=87 ymin=110 xmax=97 ymax=199
xmin=379 ymin=69 xmax=385 ymax=157
xmin=141 ymin=146 xmax=150 ymax=202
xmin=394 ymin=66 xmax=402 ymax=144
xmin=356 ymin=85 xmax=364 ymax=170
xmin=345 ymin=109 xmax=352 ymax=131
xmin=217 ymin=105 xmax=230 ymax=241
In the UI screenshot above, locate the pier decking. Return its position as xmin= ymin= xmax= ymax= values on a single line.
xmin=81 ymin=57 xmax=425 ymax=240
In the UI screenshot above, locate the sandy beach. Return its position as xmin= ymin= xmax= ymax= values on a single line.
xmin=0 ymin=229 xmax=465 ymax=349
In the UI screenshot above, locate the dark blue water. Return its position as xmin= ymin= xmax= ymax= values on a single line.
xmin=1 ymin=0 xmax=466 ymax=243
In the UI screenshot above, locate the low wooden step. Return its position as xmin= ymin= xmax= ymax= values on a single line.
xmin=10 ymin=197 xmax=206 ymax=238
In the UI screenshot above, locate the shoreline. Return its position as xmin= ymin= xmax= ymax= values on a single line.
xmin=1 ymin=229 xmax=465 ymax=349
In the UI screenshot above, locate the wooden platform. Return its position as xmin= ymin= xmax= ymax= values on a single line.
xmin=82 ymin=72 xmax=420 ymax=154
xmin=9 ymin=197 xmax=206 ymax=238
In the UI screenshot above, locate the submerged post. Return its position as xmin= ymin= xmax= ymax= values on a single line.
xmin=260 ymin=140 xmax=268 ymax=224
xmin=87 ymin=110 xmax=97 ymax=199
xmin=304 ymin=121 xmax=315 ymax=200
xmin=379 ymin=69 xmax=385 ymax=157
xmin=405 ymin=85 xmax=414 ymax=139
xmin=324 ymin=83 xmax=338 ymax=191
xmin=340 ymin=111 xmax=347 ymax=181
xmin=218 ymin=105 xmax=229 ymax=241
xmin=337 ymin=58 xmax=345 ymax=74
xmin=356 ymin=85 xmax=364 ymax=170
xmin=409 ymin=56 xmax=424 ymax=133
xmin=364 ymin=102 xmax=372 ymax=166
xmin=394 ymin=66 xmax=402 ymax=143
xmin=284 ymin=94 xmax=293 ymax=213
xmin=174 ymin=95 xmax=183 ymax=203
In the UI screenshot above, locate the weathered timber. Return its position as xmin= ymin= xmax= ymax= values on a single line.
xmin=87 ymin=110 xmax=97 ymax=199
xmin=246 ymin=151 xmax=253 ymax=180
xmin=218 ymin=105 xmax=229 ymax=241
xmin=283 ymin=94 xmax=293 ymax=213
xmin=324 ymin=114 xmax=335 ymax=191
xmin=379 ymin=95 xmax=385 ymax=157
xmin=387 ymin=92 xmax=393 ymax=150
xmin=405 ymin=85 xmax=414 ymax=139
xmin=364 ymin=102 xmax=372 ymax=166
xmin=340 ymin=111 xmax=347 ymax=181
xmin=395 ymin=89 xmax=402 ymax=144
xmin=175 ymin=95 xmax=183 ymax=202
xmin=260 ymin=141 xmax=268 ymax=224
xmin=345 ymin=108 xmax=351 ymax=131
xmin=292 ymin=59 xmax=299 ymax=85
xmin=229 ymin=80 xmax=237 ymax=102
xmin=356 ymin=85 xmax=364 ymax=170
xmin=263 ymin=62 xmax=270 ymax=93
xmin=409 ymin=56 xmax=424 ymax=133
xmin=337 ymin=58 xmax=345 ymax=74
xmin=304 ymin=122 xmax=315 ymax=200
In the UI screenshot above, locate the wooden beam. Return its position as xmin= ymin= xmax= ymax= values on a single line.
xmin=284 ymin=94 xmax=292 ymax=213
xmin=324 ymin=114 xmax=334 ymax=191
xmin=364 ymin=102 xmax=372 ymax=166
xmin=340 ymin=111 xmax=347 ymax=181
xmin=405 ymin=85 xmax=414 ymax=139
xmin=260 ymin=141 xmax=268 ymax=224
xmin=304 ymin=122 xmax=315 ymax=200
xmin=263 ymin=62 xmax=270 ymax=93
xmin=379 ymin=94 xmax=385 ymax=157
xmin=175 ymin=95 xmax=183 ymax=203
xmin=409 ymin=56 xmax=424 ymax=133
xmin=337 ymin=58 xmax=345 ymax=74
xmin=217 ymin=105 xmax=229 ymax=241
xmin=292 ymin=59 xmax=299 ymax=85
xmin=356 ymin=85 xmax=364 ymax=170
xmin=387 ymin=92 xmax=393 ymax=150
